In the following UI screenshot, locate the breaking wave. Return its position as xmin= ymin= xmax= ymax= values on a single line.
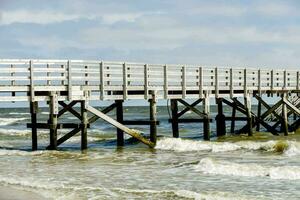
xmin=0 ymin=117 xmax=27 ymax=126
xmin=156 ymin=138 xmax=300 ymax=156
xmin=195 ymin=157 xmax=300 ymax=180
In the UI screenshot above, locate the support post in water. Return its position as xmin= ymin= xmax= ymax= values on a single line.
xmin=30 ymin=101 xmax=38 ymax=151
xmin=282 ymin=93 xmax=289 ymax=136
xmin=49 ymin=92 xmax=58 ymax=150
xmin=216 ymin=98 xmax=226 ymax=137
xmin=256 ymin=98 xmax=262 ymax=131
xmin=203 ymin=93 xmax=210 ymax=140
xmin=230 ymin=100 xmax=237 ymax=134
xmin=149 ymin=91 xmax=157 ymax=144
xmin=245 ymin=94 xmax=253 ymax=136
xmin=115 ymin=100 xmax=124 ymax=146
xmin=171 ymin=99 xmax=179 ymax=138
xmin=81 ymin=100 xmax=88 ymax=150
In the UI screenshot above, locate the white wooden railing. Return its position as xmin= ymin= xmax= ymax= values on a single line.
xmin=0 ymin=59 xmax=299 ymax=101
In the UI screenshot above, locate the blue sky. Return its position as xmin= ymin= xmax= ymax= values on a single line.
xmin=1 ymin=0 xmax=300 ymax=69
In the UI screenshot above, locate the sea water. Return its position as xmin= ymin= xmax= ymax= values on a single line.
xmin=0 ymin=105 xmax=299 ymax=199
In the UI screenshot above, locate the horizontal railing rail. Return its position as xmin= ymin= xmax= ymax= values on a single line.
xmin=0 ymin=59 xmax=298 ymax=101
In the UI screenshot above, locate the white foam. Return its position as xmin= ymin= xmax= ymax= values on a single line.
xmin=0 ymin=117 xmax=27 ymax=126
xmin=8 ymin=112 xmax=29 ymax=115
xmin=116 ymin=188 xmax=255 ymax=200
xmin=156 ymin=138 xmax=300 ymax=156
xmin=195 ymin=157 xmax=300 ymax=180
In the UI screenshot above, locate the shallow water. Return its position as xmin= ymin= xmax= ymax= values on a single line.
xmin=0 ymin=106 xmax=299 ymax=199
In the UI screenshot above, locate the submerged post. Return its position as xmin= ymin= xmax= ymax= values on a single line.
xmin=81 ymin=100 xmax=88 ymax=150
xmin=149 ymin=91 xmax=157 ymax=144
xmin=48 ymin=92 xmax=58 ymax=150
xmin=115 ymin=100 xmax=124 ymax=146
xmin=216 ymin=98 xmax=226 ymax=137
xmin=245 ymin=94 xmax=253 ymax=136
xmin=203 ymin=93 xmax=210 ymax=140
xmin=171 ymin=99 xmax=179 ymax=138
xmin=282 ymin=93 xmax=289 ymax=136
xmin=30 ymin=101 xmax=38 ymax=150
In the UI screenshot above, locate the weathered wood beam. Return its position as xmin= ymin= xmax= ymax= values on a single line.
xmin=58 ymin=101 xmax=80 ymax=119
xmin=177 ymin=99 xmax=206 ymax=118
xmin=123 ymin=120 xmax=160 ymax=125
xmin=86 ymin=105 xmax=155 ymax=148
xmin=177 ymin=98 xmax=203 ymax=118
xmin=27 ymin=123 xmax=89 ymax=129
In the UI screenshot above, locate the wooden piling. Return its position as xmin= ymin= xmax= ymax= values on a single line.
xmin=203 ymin=95 xmax=210 ymax=140
xmin=30 ymin=101 xmax=38 ymax=151
xmin=216 ymin=98 xmax=226 ymax=137
xmin=81 ymin=101 xmax=88 ymax=150
xmin=230 ymin=101 xmax=236 ymax=134
xmin=171 ymin=99 xmax=179 ymax=138
xmin=245 ymin=95 xmax=253 ymax=136
xmin=256 ymin=100 xmax=262 ymax=131
xmin=149 ymin=91 xmax=157 ymax=144
xmin=282 ymin=93 xmax=289 ymax=136
xmin=48 ymin=92 xmax=58 ymax=150
xmin=115 ymin=100 xmax=124 ymax=146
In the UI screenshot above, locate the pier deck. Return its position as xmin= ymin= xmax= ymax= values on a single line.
xmin=0 ymin=59 xmax=299 ymax=150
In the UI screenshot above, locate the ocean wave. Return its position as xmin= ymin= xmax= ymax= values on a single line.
xmin=155 ymin=138 xmax=300 ymax=156
xmin=8 ymin=112 xmax=29 ymax=115
xmin=0 ymin=117 xmax=27 ymax=126
xmin=115 ymin=188 xmax=257 ymax=200
xmin=195 ymin=157 xmax=300 ymax=180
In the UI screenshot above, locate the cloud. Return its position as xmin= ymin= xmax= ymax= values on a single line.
xmin=0 ymin=10 xmax=94 ymax=25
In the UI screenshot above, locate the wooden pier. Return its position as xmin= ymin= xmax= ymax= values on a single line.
xmin=0 ymin=59 xmax=299 ymax=150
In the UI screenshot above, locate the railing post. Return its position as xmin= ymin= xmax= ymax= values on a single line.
xmin=230 ymin=68 xmax=233 ymax=98
xmin=144 ymin=64 xmax=149 ymax=100
xmin=29 ymin=60 xmax=35 ymax=102
xmin=215 ymin=67 xmax=219 ymax=98
xmin=123 ymin=62 xmax=128 ymax=100
xmin=67 ymin=60 xmax=72 ymax=101
xmin=163 ymin=65 xmax=168 ymax=99
xmin=182 ymin=65 xmax=186 ymax=99
xmin=199 ymin=67 xmax=203 ymax=98
xmin=100 ymin=61 xmax=104 ymax=100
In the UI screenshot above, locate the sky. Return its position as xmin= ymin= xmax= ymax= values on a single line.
xmin=0 ymin=0 xmax=300 ymax=69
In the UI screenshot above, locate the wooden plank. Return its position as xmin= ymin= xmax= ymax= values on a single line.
xmin=86 ymin=105 xmax=155 ymax=147
xmin=144 ymin=64 xmax=149 ymax=99
xmin=230 ymin=68 xmax=233 ymax=98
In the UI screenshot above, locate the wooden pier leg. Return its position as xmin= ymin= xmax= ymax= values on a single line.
xmin=203 ymin=94 xmax=210 ymax=140
xmin=171 ymin=99 xmax=179 ymax=138
xmin=149 ymin=92 xmax=157 ymax=144
xmin=282 ymin=93 xmax=289 ymax=136
xmin=81 ymin=101 xmax=88 ymax=150
xmin=230 ymin=101 xmax=236 ymax=133
xmin=256 ymin=99 xmax=262 ymax=132
xmin=216 ymin=98 xmax=226 ymax=137
xmin=30 ymin=101 xmax=38 ymax=151
xmin=49 ymin=92 xmax=58 ymax=150
xmin=244 ymin=95 xmax=253 ymax=136
xmin=115 ymin=100 xmax=124 ymax=146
